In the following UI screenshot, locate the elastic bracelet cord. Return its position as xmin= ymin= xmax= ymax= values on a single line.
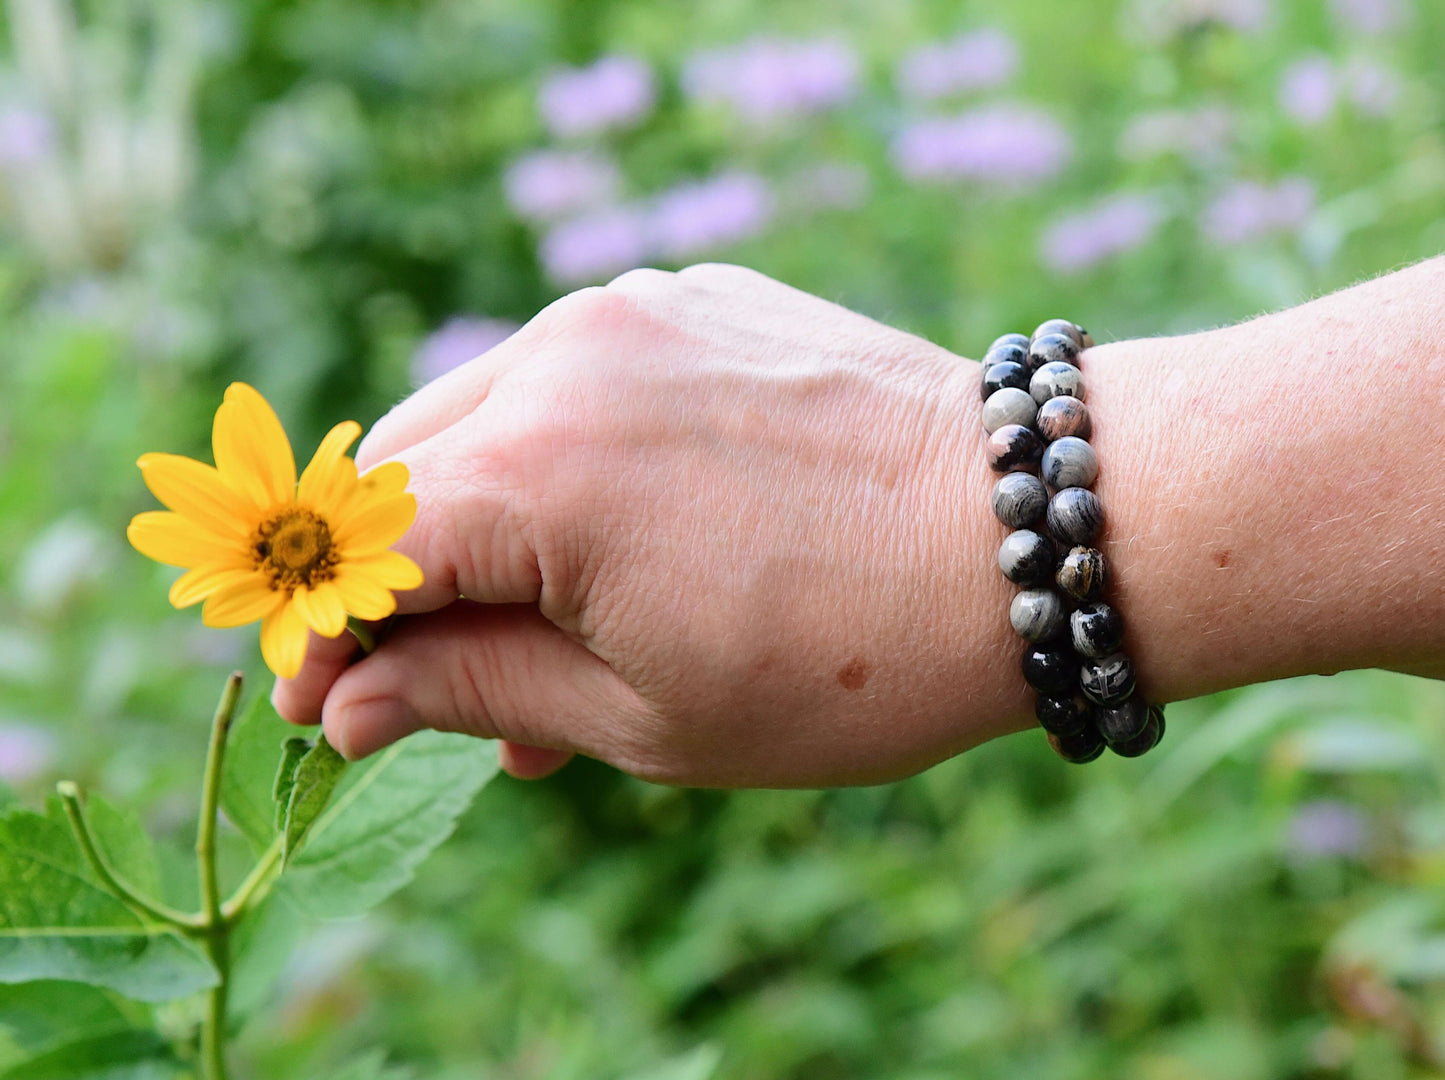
xmin=979 ymin=320 xmax=1166 ymax=764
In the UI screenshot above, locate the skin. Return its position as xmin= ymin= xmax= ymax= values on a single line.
xmin=273 ymin=258 xmax=1445 ymax=786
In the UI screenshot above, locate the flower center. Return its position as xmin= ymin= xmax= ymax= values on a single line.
xmin=252 ymin=508 xmax=336 ymax=591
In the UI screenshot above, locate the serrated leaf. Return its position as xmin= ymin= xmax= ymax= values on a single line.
xmin=0 ymin=808 xmax=218 ymax=1002
xmin=0 ymin=982 xmax=131 ymax=1071
xmin=282 ymin=736 xmax=347 ymax=864
xmin=220 ymin=695 xmax=302 ymax=852
xmin=279 ymin=733 xmax=499 ymax=919
xmin=272 ymin=737 xmax=313 ymax=832
xmin=0 ymin=1028 xmax=181 ymax=1080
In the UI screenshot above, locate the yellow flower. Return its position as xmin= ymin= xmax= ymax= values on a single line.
xmin=127 ymin=383 xmax=423 ymax=679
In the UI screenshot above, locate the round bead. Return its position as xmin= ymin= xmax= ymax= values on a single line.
xmin=1036 ymin=396 xmax=1092 ymax=442
xmin=1095 ymin=695 xmax=1150 ymax=746
xmin=982 ymin=387 xmax=1038 ymax=434
xmin=1109 ymin=705 xmax=1164 ymax=758
xmin=1080 ymin=651 xmax=1136 ymax=706
xmin=1031 ymin=319 xmax=1085 ymax=349
xmin=986 ymin=424 xmax=1043 ymax=473
xmin=1070 ymin=601 xmax=1124 ymax=658
xmin=1029 ymin=361 xmax=1086 ymax=405
xmin=992 ymin=473 xmax=1048 ymax=529
xmin=1041 ymin=436 xmax=1099 ymax=491
xmin=1057 ymin=546 xmax=1107 ymax=602
xmin=1047 ymin=488 xmax=1104 ymax=545
xmin=980 ymin=359 xmax=1030 ymax=401
xmin=1035 ymin=693 xmax=1092 ymax=737
xmin=1022 ymin=643 xmax=1081 ymax=697
xmin=1048 ymin=726 xmax=1106 ymax=764
xmin=1010 ymin=588 xmax=1067 ymax=642
xmin=1079 ymin=326 xmax=1095 ymax=349
xmin=998 ymin=530 xmax=1055 ymax=586
xmin=1027 ymin=333 xmax=1080 ymax=373
xmin=988 ymin=333 xmax=1031 ymax=355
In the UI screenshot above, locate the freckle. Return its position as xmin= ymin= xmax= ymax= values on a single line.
xmin=837 ymin=657 xmax=872 ymax=691
xmin=1214 ymin=549 xmax=1231 ymax=568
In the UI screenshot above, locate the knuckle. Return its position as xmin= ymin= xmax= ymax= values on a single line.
xmin=606 ymin=266 xmax=674 ymax=294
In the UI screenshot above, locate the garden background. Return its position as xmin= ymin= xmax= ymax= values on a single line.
xmin=3 ymin=0 xmax=1445 ymax=1076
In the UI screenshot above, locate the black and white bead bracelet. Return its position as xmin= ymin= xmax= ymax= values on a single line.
xmin=980 ymin=320 xmax=1165 ymax=763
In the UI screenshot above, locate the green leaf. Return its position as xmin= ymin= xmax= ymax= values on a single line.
xmin=279 ymin=733 xmax=499 ymax=919
xmin=322 ymin=1050 xmax=414 ymax=1080
xmin=0 ymin=808 xmax=218 ymax=1002
xmin=0 ymin=982 xmax=132 ymax=1071
xmin=220 ymin=695 xmax=300 ymax=852
xmin=0 ymin=1029 xmax=182 ymax=1080
xmin=272 ymin=737 xmax=313 ymax=832
xmin=59 ymin=796 xmax=161 ymax=903
xmin=228 ymin=891 xmax=309 ymax=1022
xmin=629 ymin=1047 xmax=724 ymax=1080
xmin=282 ymin=736 xmax=348 ymax=864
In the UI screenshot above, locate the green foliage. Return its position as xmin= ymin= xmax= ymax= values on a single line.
xmin=220 ymin=696 xmax=300 ymax=854
xmin=280 ymin=737 xmax=347 ymax=864
xmin=0 ymin=1030 xmax=182 ymax=1080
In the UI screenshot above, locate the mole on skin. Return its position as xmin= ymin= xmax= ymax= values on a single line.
xmin=837 ymin=656 xmax=872 ymax=691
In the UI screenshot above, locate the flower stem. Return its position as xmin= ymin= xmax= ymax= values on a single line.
xmin=197 ymin=672 xmax=243 ymax=1080
xmin=221 ymin=835 xmax=283 ymax=923
xmin=347 ymin=616 xmax=377 ymax=655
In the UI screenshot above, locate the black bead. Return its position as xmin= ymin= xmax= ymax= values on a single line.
xmin=1046 ymin=487 xmax=1104 ymax=546
xmin=986 ymin=423 xmax=1043 ymax=473
xmin=1048 ymin=725 xmax=1105 ymax=764
xmin=1027 ymin=333 xmax=1080 ymax=373
xmin=1034 ymin=693 xmax=1091 ymax=737
xmin=1095 ymin=695 xmax=1150 ymax=746
xmin=1056 ymin=546 xmax=1107 ymax=602
xmin=998 ymin=529 xmax=1055 ymax=586
xmin=1022 ymin=643 xmax=1081 ymax=697
xmin=1109 ymin=705 xmax=1165 ymax=758
xmin=980 ymin=359 xmax=1030 ymax=401
xmin=1070 ymin=602 xmax=1124 ymax=659
xmin=1080 ymin=652 xmax=1136 ymax=706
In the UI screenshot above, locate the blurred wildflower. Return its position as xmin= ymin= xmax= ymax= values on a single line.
xmin=896 ymin=29 xmax=1018 ymax=101
xmin=1287 ymin=799 xmax=1369 ymax=858
xmin=683 ymin=38 xmax=858 ymax=124
xmin=1133 ymin=0 xmax=1271 ymax=38
xmin=538 ymin=56 xmax=656 ymax=138
xmin=1201 ymin=176 xmax=1314 ymax=246
xmin=539 ymin=205 xmax=651 ymax=285
xmin=127 ymin=384 xmax=422 ymax=679
xmin=15 ymin=514 xmax=114 ymax=615
xmin=503 ymin=150 xmax=621 ymax=223
xmin=781 ymin=162 xmax=871 ymax=213
xmin=1119 ymin=106 xmax=1232 ymax=164
xmin=412 ymin=317 xmax=520 ymax=385
xmin=1330 ymin=0 xmax=1408 ymax=34
xmin=892 ymin=104 xmax=1072 ymax=185
xmin=650 ymin=172 xmax=774 ymax=259
xmin=1039 ymin=192 xmax=1166 ymax=273
xmin=1280 ymin=56 xmax=1338 ymax=126
xmin=1343 ymin=57 xmax=1403 ymax=115
xmin=0 ymin=723 xmax=57 ymax=785
xmin=0 ymin=105 xmax=53 ymax=171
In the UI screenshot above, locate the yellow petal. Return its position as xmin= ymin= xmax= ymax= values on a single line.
xmin=334 ymin=494 xmax=417 ymax=554
xmin=298 ymin=421 xmax=362 ymax=511
xmin=260 ymin=601 xmax=311 ymax=679
xmin=169 ymin=566 xmax=259 ymax=609
xmin=328 ymin=460 xmax=408 ymax=525
xmin=331 ymin=569 xmax=399 ymax=621
xmin=138 ymin=453 xmax=257 ymax=537
xmin=212 ymin=383 xmax=297 ymax=511
xmin=359 ymin=460 xmax=409 ymax=497
xmin=128 ymin=512 xmax=242 ymax=569
xmin=291 ymin=582 xmax=347 ymax=638
xmin=344 ymin=550 xmax=424 ymax=591
xmin=202 ymin=576 xmax=286 ymax=628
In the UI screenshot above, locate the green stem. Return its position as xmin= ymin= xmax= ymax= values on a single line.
xmin=201 ymin=929 xmax=230 ymax=1080
xmin=220 ymin=836 xmax=283 ymax=923
xmin=197 ymin=672 xmax=242 ymax=1080
xmin=347 ymin=616 xmax=377 ymax=655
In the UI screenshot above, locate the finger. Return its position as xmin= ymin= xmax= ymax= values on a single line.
xmin=270 ymin=629 xmax=359 ymax=724
xmin=320 ymin=601 xmax=651 ymax=764
xmin=498 ymin=741 xmax=575 ymax=780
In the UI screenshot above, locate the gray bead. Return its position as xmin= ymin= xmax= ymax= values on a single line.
xmin=1027 ymin=333 xmax=1080 ymax=373
xmin=1009 ymin=588 xmax=1067 ymax=643
xmin=1036 ymin=396 xmax=1092 ymax=442
xmin=1032 ymin=319 xmax=1085 ymax=349
xmin=1095 ymin=696 xmax=1150 ymax=746
xmin=1056 ymin=546 xmax=1107 ymax=602
xmin=1080 ymin=651 xmax=1136 ymax=706
xmin=982 ymin=387 xmax=1038 ymax=434
xmin=992 ymin=472 xmax=1048 ymax=529
xmin=1029 ymin=361 xmax=1086 ymax=405
xmin=998 ymin=530 xmax=1055 ymax=586
xmin=989 ymin=332 xmax=1031 ymax=354
xmin=1047 ymin=487 xmax=1104 ymax=545
xmin=1070 ymin=601 xmax=1124 ymax=658
xmin=1110 ymin=705 xmax=1164 ymax=757
xmin=1041 ymin=436 xmax=1099 ymax=490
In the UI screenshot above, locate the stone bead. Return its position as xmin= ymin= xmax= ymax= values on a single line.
xmin=1047 ymin=487 xmax=1104 ymax=545
xmin=1022 ymin=642 xmax=1081 ymax=697
xmin=1080 ymin=651 xmax=1136 ymax=706
xmin=1031 ymin=319 xmax=1085 ymax=349
xmin=986 ymin=423 xmax=1043 ymax=473
xmin=1070 ymin=601 xmax=1124 ymax=658
xmin=1041 ymin=436 xmax=1099 ymax=491
xmin=1029 ymin=361 xmax=1085 ymax=405
xmin=992 ymin=472 xmax=1048 ymax=529
xmin=998 ymin=529 xmax=1055 ymax=586
xmin=1010 ymin=588 xmax=1067 ymax=642
xmin=982 ymin=387 xmax=1038 ymax=434
xmin=1048 ymin=725 xmax=1106 ymax=764
xmin=1056 ymin=546 xmax=1107 ymax=602
xmin=1035 ymin=396 xmax=1092 ymax=442
xmin=1095 ymin=695 xmax=1150 ymax=746
xmin=1109 ymin=705 xmax=1164 ymax=758
xmin=980 ymin=359 xmax=1030 ymax=401
xmin=1079 ymin=327 xmax=1095 ymax=349
xmin=1035 ymin=692 xmax=1092 ymax=737
xmin=988 ymin=332 xmax=1031 ymax=355
xmin=1027 ymin=333 xmax=1080 ymax=373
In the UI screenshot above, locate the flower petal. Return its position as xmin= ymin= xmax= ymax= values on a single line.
xmin=343 ymin=550 xmax=424 ymax=592
xmin=298 ymin=421 xmax=362 ymax=511
xmin=261 ymin=601 xmax=311 ymax=679
xmin=128 ymin=512 xmax=241 ymax=569
xmin=329 ymin=460 xmax=409 ymax=526
xmin=202 ymin=576 xmax=286 ymax=628
xmin=169 ymin=566 xmax=260 ymax=609
xmin=291 ymin=582 xmax=348 ymax=638
xmin=358 ymin=461 xmax=409 ymax=498
xmin=212 ymin=383 xmax=297 ymax=511
xmin=331 ymin=568 xmax=399 ymax=621
xmin=334 ymin=494 xmax=417 ymax=555
xmin=138 ymin=453 xmax=257 ymax=537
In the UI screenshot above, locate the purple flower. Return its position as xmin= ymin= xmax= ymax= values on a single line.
xmin=1135 ymin=0 xmax=1272 ymax=39
xmin=538 ymin=56 xmax=656 ymax=139
xmin=649 ymin=172 xmax=774 ymax=259
xmin=1287 ymin=800 xmax=1369 ymax=858
xmin=683 ymin=38 xmax=858 ymax=124
xmin=1201 ymin=176 xmax=1314 ymax=246
xmin=0 ymin=723 xmax=57 ymax=785
xmin=896 ymin=29 xmax=1019 ymax=101
xmin=539 ymin=206 xmax=651 ymax=285
xmin=412 ymin=317 xmax=520 ymax=384
xmin=1040 ymin=193 xmax=1166 ymax=273
xmin=1330 ymin=0 xmax=1408 ymax=34
xmin=1279 ymin=56 xmax=1337 ymax=126
xmin=784 ymin=161 xmax=871 ymax=211
xmin=504 ymin=150 xmax=621 ymax=223
xmin=1119 ymin=106 xmax=1232 ymax=164
xmin=892 ymin=104 xmax=1072 ymax=185
xmin=1344 ymin=56 xmax=1403 ymax=116
xmin=0 ymin=105 xmax=53 ymax=170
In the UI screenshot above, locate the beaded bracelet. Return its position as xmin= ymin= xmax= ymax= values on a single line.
xmin=980 ymin=319 xmax=1166 ymax=763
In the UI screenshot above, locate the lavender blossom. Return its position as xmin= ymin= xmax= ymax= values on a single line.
xmin=1201 ymin=176 xmax=1315 ymax=246
xmin=1344 ymin=56 xmax=1403 ymax=116
xmin=1134 ymin=0 xmax=1272 ymax=39
xmin=896 ymin=29 xmax=1019 ymax=101
xmin=538 ymin=56 xmax=656 ymax=139
xmin=784 ymin=161 xmax=871 ymax=212
xmin=0 ymin=723 xmax=57 ymax=785
xmin=1287 ymin=800 xmax=1369 ymax=858
xmin=504 ymin=150 xmax=621 ymax=223
xmin=649 ymin=171 xmax=774 ymax=259
xmin=1330 ymin=0 xmax=1408 ymax=34
xmin=683 ymin=38 xmax=858 ymax=124
xmin=0 ymin=105 xmax=53 ymax=170
xmin=1279 ymin=56 xmax=1337 ymax=126
xmin=1119 ymin=106 xmax=1232 ymax=164
xmin=1040 ymin=193 xmax=1166 ymax=273
xmin=539 ymin=206 xmax=651 ymax=285
xmin=412 ymin=317 xmax=521 ymax=384
xmin=892 ymin=104 xmax=1072 ymax=185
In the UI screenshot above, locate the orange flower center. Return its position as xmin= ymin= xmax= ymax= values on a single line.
xmin=252 ymin=508 xmax=336 ymax=591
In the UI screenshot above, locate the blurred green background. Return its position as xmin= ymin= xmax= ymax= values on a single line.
xmin=3 ymin=0 xmax=1445 ymax=1076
